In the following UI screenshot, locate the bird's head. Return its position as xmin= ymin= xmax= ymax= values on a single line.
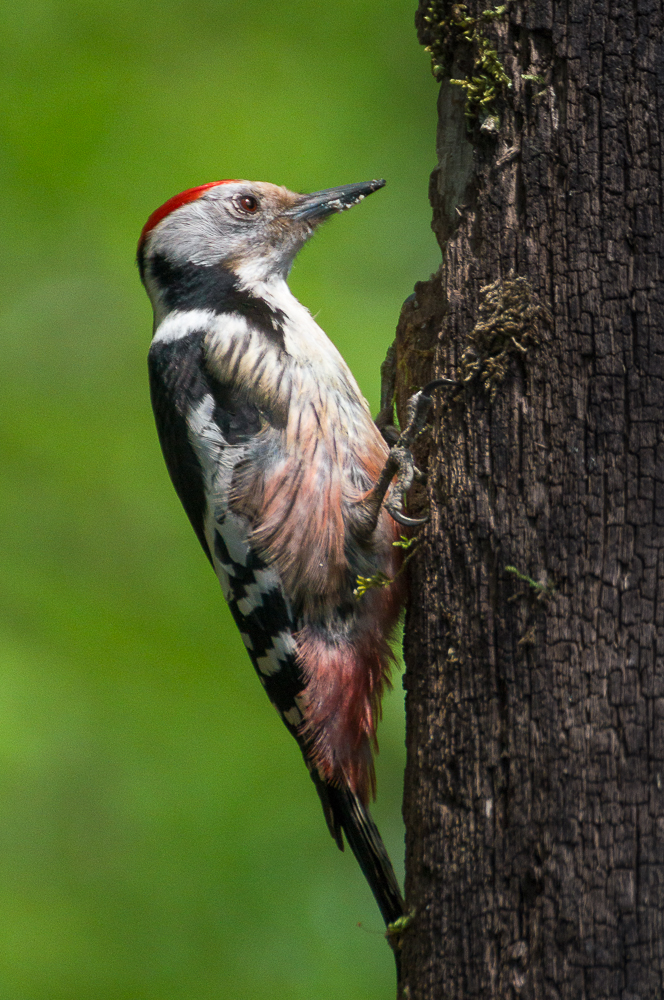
xmin=138 ymin=178 xmax=385 ymax=309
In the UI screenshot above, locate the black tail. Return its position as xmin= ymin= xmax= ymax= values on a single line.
xmin=325 ymin=783 xmax=405 ymax=927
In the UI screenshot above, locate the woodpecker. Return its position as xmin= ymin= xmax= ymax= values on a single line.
xmin=137 ymin=177 xmax=425 ymax=930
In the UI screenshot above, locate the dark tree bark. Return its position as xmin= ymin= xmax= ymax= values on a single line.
xmin=396 ymin=2 xmax=664 ymax=997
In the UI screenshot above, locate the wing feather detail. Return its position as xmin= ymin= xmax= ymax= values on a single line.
xmin=148 ymin=332 xmax=213 ymax=560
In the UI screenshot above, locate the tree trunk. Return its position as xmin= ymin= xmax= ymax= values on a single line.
xmin=397 ymin=2 xmax=664 ymax=997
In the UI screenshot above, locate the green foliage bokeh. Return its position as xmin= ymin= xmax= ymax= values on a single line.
xmin=0 ymin=2 xmax=439 ymax=997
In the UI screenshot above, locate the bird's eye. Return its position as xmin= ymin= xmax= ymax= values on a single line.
xmin=239 ymin=195 xmax=259 ymax=214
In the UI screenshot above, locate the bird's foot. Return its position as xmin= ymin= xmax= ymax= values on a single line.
xmin=360 ymin=376 xmax=458 ymax=537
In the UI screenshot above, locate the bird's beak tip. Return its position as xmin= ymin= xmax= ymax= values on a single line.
xmin=291 ymin=179 xmax=386 ymax=221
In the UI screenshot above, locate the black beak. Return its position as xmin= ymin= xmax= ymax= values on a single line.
xmin=289 ymin=179 xmax=386 ymax=221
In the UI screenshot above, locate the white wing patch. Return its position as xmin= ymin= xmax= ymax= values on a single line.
xmin=216 ymin=565 xmax=233 ymax=603
xmin=236 ymin=569 xmax=282 ymax=615
xmin=186 ymin=393 xmax=254 ymax=583
xmin=217 ymin=511 xmax=251 ymax=568
xmin=255 ymin=631 xmax=297 ymax=677
xmin=185 ymin=391 xmax=297 ymax=693
xmin=186 ymin=395 xmax=236 ymax=490
xmin=283 ymin=706 xmax=303 ymax=726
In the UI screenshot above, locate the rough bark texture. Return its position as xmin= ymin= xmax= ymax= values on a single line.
xmin=397 ymin=2 xmax=664 ymax=997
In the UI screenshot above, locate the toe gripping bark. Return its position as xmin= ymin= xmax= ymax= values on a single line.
xmin=362 ymin=365 xmax=457 ymax=538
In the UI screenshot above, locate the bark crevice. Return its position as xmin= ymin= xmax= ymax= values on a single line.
xmin=397 ymin=2 xmax=664 ymax=996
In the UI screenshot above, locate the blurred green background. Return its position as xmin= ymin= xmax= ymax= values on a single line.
xmin=1 ymin=2 xmax=439 ymax=997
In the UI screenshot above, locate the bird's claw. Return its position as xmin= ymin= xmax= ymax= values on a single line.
xmin=358 ymin=372 xmax=458 ymax=539
xmin=421 ymin=377 xmax=458 ymax=395
xmin=386 ymin=502 xmax=429 ymax=527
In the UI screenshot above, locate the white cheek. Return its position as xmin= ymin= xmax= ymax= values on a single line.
xmin=233 ymin=250 xmax=294 ymax=285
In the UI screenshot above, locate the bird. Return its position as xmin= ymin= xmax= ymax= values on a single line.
xmin=137 ymin=177 xmax=417 ymax=931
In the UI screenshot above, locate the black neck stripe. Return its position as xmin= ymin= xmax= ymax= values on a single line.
xmin=149 ymin=254 xmax=286 ymax=347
